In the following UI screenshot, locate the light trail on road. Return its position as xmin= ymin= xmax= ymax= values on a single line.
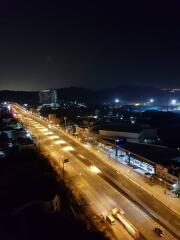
xmin=12 ymin=104 xmax=179 ymax=240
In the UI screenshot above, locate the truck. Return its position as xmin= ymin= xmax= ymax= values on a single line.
xmin=112 ymin=208 xmax=140 ymax=239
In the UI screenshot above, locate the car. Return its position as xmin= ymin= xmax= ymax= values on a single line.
xmin=106 ymin=214 xmax=116 ymax=225
xmin=112 ymin=207 xmax=125 ymax=216
xmin=154 ymin=227 xmax=164 ymax=237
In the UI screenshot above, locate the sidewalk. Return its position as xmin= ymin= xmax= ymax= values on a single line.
xmin=93 ymin=146 xmax=180 ymax=217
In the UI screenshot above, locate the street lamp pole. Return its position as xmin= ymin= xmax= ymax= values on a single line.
xmin=62 ymin=158 xmax=69 ymax=180
xmin=171 ymin=99 xmax=176 ymax=111
xmin=115 ymin=99 xmax=119 ymax=118
xmin=115 ymin=138 xmax=119 ymax=163
xmin=128 ymin=152 xmax=131 ymax=165
xmin=64 ymin=117 xmax=67 ymax=129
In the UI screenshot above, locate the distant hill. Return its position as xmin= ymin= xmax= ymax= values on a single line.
xmin=56 ymin=86 xmax=175 ymax=103
xmin=0 ymin=86 xmax=176 ymax=104
xmin=57 ymin=87 xmax=95 ymax=102
xmin=0 ymin=90 xmax=38 ymax=105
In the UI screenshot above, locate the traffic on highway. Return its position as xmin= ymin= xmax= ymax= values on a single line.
xmin=12 ymin=104 xmax=179 ymax=240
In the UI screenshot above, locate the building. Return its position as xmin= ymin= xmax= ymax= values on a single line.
xmin=39 ymin=89 xmax=58 ymax=106
xmin=96 ymin=137 xmax=180 ymax=189
xmin=75 ymin=125 xmax=89 ymax=138
xmin=48 ymin=114 xmax=60 ymax=125
xmin=13 ymin=130 xmax=36 ymax=151
xmin=89 ymin=124 xmax=144 ymax=143
xmin=75 ymin=122 xmax=179 ymax=188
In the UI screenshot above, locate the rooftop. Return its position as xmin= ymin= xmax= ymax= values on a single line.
xmin=123 ymin=142 xmax=180 ymax=168
xmin=99 ymin=137 xmax=180 ymax=170
xmin=90 ymin=123 xmax=143 ymax=133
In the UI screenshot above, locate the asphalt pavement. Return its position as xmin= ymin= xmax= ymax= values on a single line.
xmin=13 ymin=105 xmax=179 ymax=240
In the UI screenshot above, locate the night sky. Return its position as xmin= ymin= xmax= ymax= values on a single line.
xmin=0 ymin=1 xmax=179 ymax=90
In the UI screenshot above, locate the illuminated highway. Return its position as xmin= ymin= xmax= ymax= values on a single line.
xmin=12 ymin=104 xmax=179 ymax=240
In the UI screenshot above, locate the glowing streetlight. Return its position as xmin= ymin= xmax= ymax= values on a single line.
xmin=171 ymin=99 xmax=176 ymax=105
xmin=149 ymin=99 xmax=154 ymax=103
xmin=115 ymin=99 xmax=119 ymax=118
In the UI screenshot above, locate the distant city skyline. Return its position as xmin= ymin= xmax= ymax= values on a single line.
xmin=0 ymin=1 xmax=179 ymax=91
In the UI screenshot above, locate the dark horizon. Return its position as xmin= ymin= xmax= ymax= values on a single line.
xmin=0 ymin=84 xmax=170 ymax=92
xmin=0 ymin=1 xmax=179 ymax=90
xmin=0 ymin=86 xmax=179 ymax=106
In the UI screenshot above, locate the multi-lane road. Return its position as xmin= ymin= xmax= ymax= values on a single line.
xmin=12 ymin=104 xmax=179 ymax=240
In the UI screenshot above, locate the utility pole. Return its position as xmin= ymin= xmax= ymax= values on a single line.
xmin=115 ymin=99 xmax=119 ymax=118
xmin=64 ymin=117 xmax=67 ymax=129
xmin=63 ymin=158 xmax=69 ymax=180
xmin=128 ymin=152 xmax=131 ymax=165
xmin=115 ymin=138 xmax=119 ymax=163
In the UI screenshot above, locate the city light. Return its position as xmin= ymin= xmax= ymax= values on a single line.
xmin=83 ymin=143 xmax=91 ymax=148
xmin=43 ymin=132 xmax=53 ymax=135
xmin=171 ymin=99 xmax=177 ymax=105
xmin=62 ymin=146 xmax=74 ymax=152
xmin=54 ymin=140 xmax=66 ymax=144
xmin=26 ymin=133 xmax=31 ymax=138
xmin=40 ymin=128 xmax=48 ymax=132
xmin=90 ymin=165 xmax=101 ymax=174
xmin=48 ymin=135 xmax=59 ymax=139
xmin=35 ymin=126 xmax=44 ymax=129
xmin=10 ymin=103 xmax=179 ymax=240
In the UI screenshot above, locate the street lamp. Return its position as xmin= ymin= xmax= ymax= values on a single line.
xmin=128 ymin=152 xmax=131 ymax=165
xmin=62 ymin=158 xmax=69 ymax=180
xmin=149 ymin=99 xmax=154 ymax=103
xmin=115 ymin=99 xmax=119 ymax=118
xmin=171 ymin=99 xmax=176 ymax=105
xmin=167 ymin=99 xmax=177 ymax=111
xmin=115 ymin=138 xmax=119 ymax=161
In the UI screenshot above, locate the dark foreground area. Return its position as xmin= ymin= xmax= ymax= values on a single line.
xmin=0 ymin=149 xmax=106 ymax=240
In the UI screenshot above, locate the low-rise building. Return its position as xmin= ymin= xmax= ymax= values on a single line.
xmin=95 ymin=137 xmax=180 ymax=189
xmin=17 ymin=137 xmax=36 ymax=151
xmin=89 ymin=124 xmax=144 ymax=143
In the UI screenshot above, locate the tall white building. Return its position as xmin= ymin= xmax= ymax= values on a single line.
xmin=39 ymin=89 xmax=58 ymax=105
